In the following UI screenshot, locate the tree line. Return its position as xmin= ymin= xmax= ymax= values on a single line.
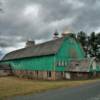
xmin=73 ymin=31 xmax=100 ymax=61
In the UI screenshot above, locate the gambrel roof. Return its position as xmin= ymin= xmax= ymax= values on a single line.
xmin=2 ymin=37 xmax=64 ymax=61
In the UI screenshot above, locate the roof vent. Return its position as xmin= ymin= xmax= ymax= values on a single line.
xmin=25 ymin=40 xmax=35 ymax=47
xmin=53 ymin=30 xmax=59 ymax=39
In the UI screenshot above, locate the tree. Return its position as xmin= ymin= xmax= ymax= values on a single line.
xmin=96 ymin=33 xmax=100 ymax=44
xmin=76 ymin=31 xmax=100 ymax=60
xmin=95 ymin=33 xmax=100 ymax=60
xmin=77 ymin=31 xmax=88 ymax=56
xmin=77 ymin=31 xmax=87 ymax=47
xmin=69 ymin=33 xmax=76 ymax=39
xmin=89 ymin=32 xmax=98 ymax=57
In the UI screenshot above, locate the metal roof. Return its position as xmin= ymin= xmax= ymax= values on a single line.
xmin=2 ymin=37 xmax=64 ymax=61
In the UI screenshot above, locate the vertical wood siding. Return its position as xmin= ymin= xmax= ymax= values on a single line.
xmin=1 ymin=55 xmax=54 ymax=71
xmin=55 ymin=37 xmax=85 ymax=71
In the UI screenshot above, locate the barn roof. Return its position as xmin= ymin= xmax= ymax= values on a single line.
xmin=2 ymin=37 xmax=64 ymax=61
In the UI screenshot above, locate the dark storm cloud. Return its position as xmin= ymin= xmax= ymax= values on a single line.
xmin=71 ymin=0 xmax=100 ymax=32
xmin=0 ymin=0 xmax=100 ymax=53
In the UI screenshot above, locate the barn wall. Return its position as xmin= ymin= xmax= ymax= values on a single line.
xmin=69 ymin=72 xmax=90 ymax=79
xmin=55 ymin=37 xmax=85 ymax=71
xmin=0 ymin=70 xmax=12 ymax=76
xmin=13 ymin=70 xmax=56 ymax=80
xmin=0 ymin=55 xmax=55 ymax=71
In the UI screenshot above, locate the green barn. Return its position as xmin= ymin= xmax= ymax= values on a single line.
xmin=0 ymin=34 xmax=99 ymax=80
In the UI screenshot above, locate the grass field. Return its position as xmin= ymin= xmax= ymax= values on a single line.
xmin=0 ymin=77 xmax=99 ymax=100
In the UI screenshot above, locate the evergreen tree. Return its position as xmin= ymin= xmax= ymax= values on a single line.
xmin=96 ymin=33 xmax=100 ymax=60
xmin=77 ymin=31 xmax=88 ymax=56
xmin=89 ymin=32 xmax=98 ymax=57
xmin=77 ymin=31 xmax=87 ymax=47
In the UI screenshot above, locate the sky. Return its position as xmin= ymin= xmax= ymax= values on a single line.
xmin=0 ymin=0 xmax=100 ymax=57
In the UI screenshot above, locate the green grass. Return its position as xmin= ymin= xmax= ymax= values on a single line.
xmin=0 ymin=77 xmax=99 ymax=100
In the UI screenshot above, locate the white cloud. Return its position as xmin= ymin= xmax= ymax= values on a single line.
xmin=23 ymin=4 xmax=41 ymax=19
xmin=95 ymin=27 xmax=100 ymax=33
xmin=2 ymin=42 xmax=25 ymax=53
xmin=63 ymin=0 xmax=84 ymax=9
xmin=40 ymin=15 xmax=78 ymax=34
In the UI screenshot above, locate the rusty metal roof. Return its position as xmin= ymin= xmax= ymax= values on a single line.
xmin=2 ymin=37 xmax=64 ymax=61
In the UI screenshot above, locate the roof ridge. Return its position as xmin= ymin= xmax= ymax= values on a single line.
xmin=4 ymin=37 xmax=64 ymax=56
xmin=2 ymin=37 xmax=64 ymax=61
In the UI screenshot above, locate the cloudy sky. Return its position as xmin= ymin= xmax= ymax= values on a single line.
xmin=0 ymin=0 xmax=100 ymax=57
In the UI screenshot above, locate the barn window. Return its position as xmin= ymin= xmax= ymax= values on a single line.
xmin=57 ymin=61 xmax=67 ymax=67
xmin=76 ymin=63 xmax=79 ymax=66
xmin=59 ymin=61 xmax=61 ymax=66
xmin=64 ymin=61 xmax=67 ymax=66
xmin=57 ymin=61 xmax=59 ymax=66
xmin=47 ymin=71 xmax=51 ymax=78
xmin=57 ymin=61 xmax=60 ymax=66
xmin=61 ymin=61 xmax=64 ymax=66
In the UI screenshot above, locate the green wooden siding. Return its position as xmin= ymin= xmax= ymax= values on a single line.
xmin=55 ymin=37 xmax=85 ymax=71
xmin=1 ymin=55 xmax=55 ymax=71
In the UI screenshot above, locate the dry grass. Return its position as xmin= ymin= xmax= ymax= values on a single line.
xmin=0 ymin=77 xmax=99 ymax=100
